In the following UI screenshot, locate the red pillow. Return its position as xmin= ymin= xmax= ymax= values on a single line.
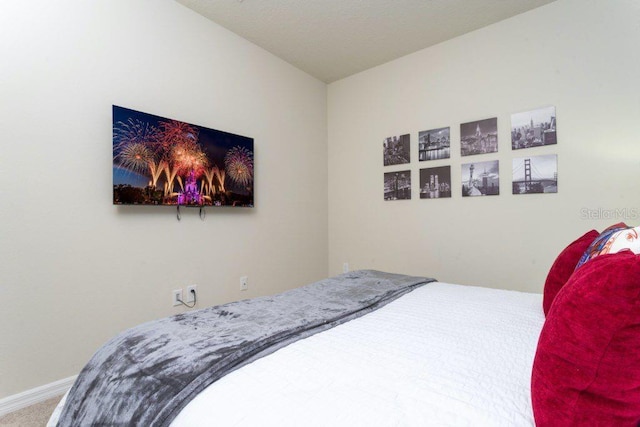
xmin=532 ymin=251 xmax=640 ymax=426
xmin=542 ymin=230 xmax=599 ymax=316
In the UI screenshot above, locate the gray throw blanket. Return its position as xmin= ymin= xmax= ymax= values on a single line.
xmin=57 ymin=270 xmax=435 ymax=426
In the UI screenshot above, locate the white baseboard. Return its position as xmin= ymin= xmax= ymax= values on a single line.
xmin=0 ymin=375 xmax=76 ymax=417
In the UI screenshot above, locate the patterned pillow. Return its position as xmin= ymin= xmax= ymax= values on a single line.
xmin=575 ymin=223 xmax=639 ymax=269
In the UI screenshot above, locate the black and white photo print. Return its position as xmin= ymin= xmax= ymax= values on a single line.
xmin=461 ymin=160 xmax=499 ymax=197
xmin=511 ymin=106 xmax=557 ymax=150
xmin=460 ymin=118 xmax=498 ymax=156
xmin=512 ymin=154 xmax=557 ymax=194
xmin=420 ymin=166 xmax=451 ymax=199
xmin=383 ymin=134 xmax=410 ymax=166
xmin=418 ymin=127 xmax=450 ymax=161
xmin=384 ymin=170 xmax=411 ymax=200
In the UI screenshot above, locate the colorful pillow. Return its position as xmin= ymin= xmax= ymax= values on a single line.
xmin=575 ymin=222 xmax=635 ymax=269
xmin=531 ymin=251 xmax=640 ymax=426
xmin=542 ymin=229 xmax=599 ymax=316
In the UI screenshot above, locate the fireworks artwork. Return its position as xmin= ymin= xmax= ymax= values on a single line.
xmin=113 ymin=105 xmax=254 ymax=207
xmin=225 ymin=146 xmax=253 ymax=187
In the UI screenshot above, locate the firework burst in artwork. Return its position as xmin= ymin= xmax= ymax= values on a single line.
xmin=170 ymin=141 xmax=209 ymax=178
xmin=113 ymin=118 xmax=159 ymax=153
xmin=224 ymin=146 xmax=254 ymax=186
xmin=117 ymin=142 xmax=153 ymax=174
xmin=158 ymin=120 xmax=199 ymax=151
xmin=113 ymin=117 xmax=162 ymax=179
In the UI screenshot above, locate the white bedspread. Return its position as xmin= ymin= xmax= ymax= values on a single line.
xmin=49 ymin=282 xmax=543 ymax=426
xmin=172 ymin=282 xmax=544 ymax=426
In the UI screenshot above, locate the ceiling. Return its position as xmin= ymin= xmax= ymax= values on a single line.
xmin=175 ymin=0 xmax=557 ymax=83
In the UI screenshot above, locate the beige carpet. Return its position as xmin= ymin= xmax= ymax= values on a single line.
xmin=0 ymin=396 xmax=62 ymax=427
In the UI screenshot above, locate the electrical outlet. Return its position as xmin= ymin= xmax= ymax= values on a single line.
xmin=172 ymin=289 xmax=183 ymax=307
xmin=240 ymin=276 xmax=248 ymax=291
xmin=343 ymin=262 xmax=349 ymax=273
xmin=186 ymin=285 xmax=197 ymax=304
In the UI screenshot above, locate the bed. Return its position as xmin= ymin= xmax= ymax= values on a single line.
xmin=167 ymin=281 xmax=543 ymax=427
xmin=49 ymin=225 xmax=640 ymax=426
xmin=49 ymin=272 xmax=544 ymax=426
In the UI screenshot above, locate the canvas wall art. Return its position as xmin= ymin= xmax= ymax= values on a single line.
xmin=460 ymin=118 xmax=498 ymax=156
xmin=512 ymin=154 xmax=558 ymax=194
xmin=384 ymin=170 xmax=411 ymax=200
xmin=383 ymin=134 xmax=410 ymax=166
xmin=113 ymin=105 xmax=254 ymax=207
xmin=461 ymin=160 xmax=499 ymax=197
xmin=511 ymin=106 xmax=557 ymax=150
xmin=418 ymin=127 xmax=450 ymax=161
xmin=420 ymin=166 xmax=451 ymax=199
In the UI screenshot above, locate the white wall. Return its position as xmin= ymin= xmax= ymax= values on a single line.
xmin=0 ymin=1 xmax=327 ymax=398
xmin=328 ymin=0 xmax=640 ymax=291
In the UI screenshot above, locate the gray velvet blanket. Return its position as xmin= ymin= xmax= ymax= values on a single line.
xmin=57 ymin=270 xmax=435 ymax=427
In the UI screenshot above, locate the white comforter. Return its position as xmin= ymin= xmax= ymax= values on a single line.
xmin=175 ymin=282 xmax=543 ymax=426
xmin=50 ymin=282 xmax=544 ymax=426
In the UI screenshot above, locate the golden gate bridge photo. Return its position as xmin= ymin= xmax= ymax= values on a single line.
xmin=512 ymin=154 xmax=557 ymax=194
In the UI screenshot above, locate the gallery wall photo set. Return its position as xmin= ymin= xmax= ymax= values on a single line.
xmin=460 ymin=117 xmax=498 ymax=157
xmin=512 ymin=154 xmax=557 ymax=195
xmin=418 ymin=127 xmax=450 ymax=161
xmin=511 ymin=106 xmax=557 ymax=150
xmin=384 ymin=170 xmax=411 ymax=201
xmin=420 ymin=166 xmax=451 ymax=199
xmin=461 ymin=160 xmax=499 ymax=197
xmin=383 ymin=134 xmax=411 ymax=166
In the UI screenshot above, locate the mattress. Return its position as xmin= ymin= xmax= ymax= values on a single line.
xmin=49 ymin=282 xmax=544 ymax=426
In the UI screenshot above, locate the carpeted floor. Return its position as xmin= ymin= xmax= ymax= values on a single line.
xmin=0 ymin=396 xmax=62 ymax=427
